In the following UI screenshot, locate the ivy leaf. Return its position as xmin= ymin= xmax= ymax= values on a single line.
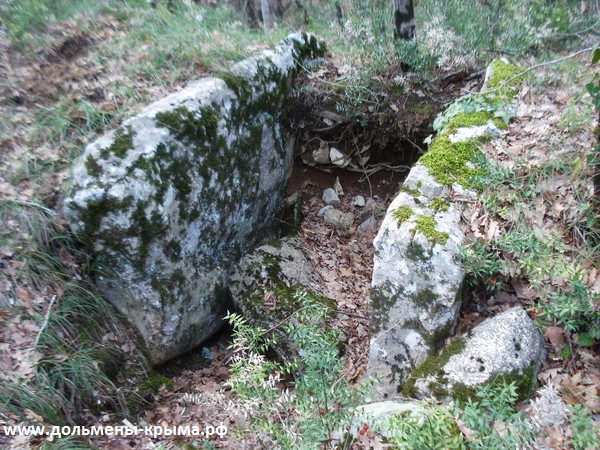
xmin=559 ymin=344 xmax=571 ymax=359
xmin=592 ymin=48 xmax=600 ymax=65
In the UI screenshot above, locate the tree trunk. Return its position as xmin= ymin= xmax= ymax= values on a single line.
xmin=392 ymin=0 xmax=415 ymax=40
xmin=261 ymin=0 xmax=273 ymax=29
xmin=242 ymin=0 xmax=259 ymax=28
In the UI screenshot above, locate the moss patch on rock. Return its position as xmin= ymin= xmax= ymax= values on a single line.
xmin=430 ymin=197 xmax=449 ymax=212
xmin=443 ymin=111 xmax=507 ymax=135
xmin=100 ymin=126 xmax=134 ymax=159
xmin=484 ymin=59 xmax=523 ymax=102
xmin=401 ymin=336 xmax=467 ymax=398
xmin=392 ymin=205 xmax=414 ymax=225
xmin=413 ymin=215 xmax=448 ymax=246
xmin=420 ymin=136 xmax=484 ymax=188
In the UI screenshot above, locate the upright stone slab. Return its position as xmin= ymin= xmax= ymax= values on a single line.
xmin=366 ymin=171 xmax=465 ymax=400
xmin=367 ymin=59 xmax=522 ymax=399
xmin=62 ymin=34 xmax=326 ymax=365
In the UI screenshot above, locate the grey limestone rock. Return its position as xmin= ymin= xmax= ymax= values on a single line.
xmin=329 ymin=147 xmax=350 ymax=168
xmin=228 ymin=237 xmax=326 ymax=362
xmin=317 ymin=205 xmax=334 ymax=217
xmin=366 ymin=189 xmax=464 ymax=400
xmin=410 ymin=308 xmax=545 ymax=400
xmin=62 ymin=33 xmax=326 ymax=365
xmin=353 ymin=195 xmax=366 ymax=207
xmin=323 ymin=208 xmax=355 ymax=230
xmin=366 ymin=59 xmax=522 ymax=400
xmin=322 ymin=188 xmax=340 ymax=205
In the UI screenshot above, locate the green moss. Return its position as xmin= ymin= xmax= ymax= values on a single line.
xmin=163 ymin=240 xmax=181 ymax=263
xmin=139 ymin=371 xmax=173 ymax=394
xmin=218 ymin=71 xmax=252 ymax=104
xmin=130 ymin=201 xmax=166 ymax=263
xmin=423 ymin=319 xmax=456 ymax=354
xmin=430 ymin=197 xmax=449 ymax=212
xmin=399 ymin=185 xmax=421 ymax=197
xmin=80 ymin=195 xmax=134 ymax=237
xmin=485 ymin=59 xmax=523 ymax=102
xmin=370 ymin=283 xmax=404 ymax=334
xmin=392 ymin=205 xmax=414 ymax=225
xmin=413 ymin=288 xmax=436 ymax=308
xmin=444 ymin=111 xmax=507 ymax=135
xmin=420 ymin=136 xmax=483 ymax=188
xmin=413 ymin=215 xmax=448 ymax=246
xmin=155 ymin=106 xmax=219 ymax=145
xmin=150 ymin=269 xmax=186 ymax=305
xmin=450 ymin=362 xmax=537 ymax=403
xmin=100 ymin=126 xmax=134 ymax=159
xmin=85 ymin=155 xmax=102 ymax=177
xmin=401 ymin=336 xmax=467 ymax=398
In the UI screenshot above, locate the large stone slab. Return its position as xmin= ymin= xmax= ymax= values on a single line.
xmin=366 ymin=177 xmax=465 ymax=400
xmin=62 ymin=33 xmax=326 ymax=365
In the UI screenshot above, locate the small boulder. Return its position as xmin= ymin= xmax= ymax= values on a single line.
xmin=228 ymin=238 xmax=330 ymax=361
xmin=357 ymin=216 xmax=375 ymax=234
xmin=317 ymin=205 xmax=334 ymax=217
xmin=323 ymin=208 xmax=355 ymax=230
xmin=405 ymin=307 xmax=545 ymax=401
xmin=330 ymin=147 xmax=350 ymax=168
xmin=322 ymin=188 xmax=340 ymax=205
xmin=353 ymin=195 xmax=366 ymax=207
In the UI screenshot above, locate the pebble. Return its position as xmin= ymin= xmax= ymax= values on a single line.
xmin=353 ymin=195 xmax=366 ymax=207
xmin=330 ymin=147 xmax=350 ymax=168
xmin=317 ymin=205 xmax=334 ymax=217
xmin=357 ymin=216 xmax=376 ymax=234
xmin=322 ymin=188 xmax=340 ymax=205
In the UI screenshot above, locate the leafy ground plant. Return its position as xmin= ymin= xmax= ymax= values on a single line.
xmin=225 ymin=291 xmax=372 ymax=449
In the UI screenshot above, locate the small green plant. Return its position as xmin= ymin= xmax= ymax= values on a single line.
xmin=225 ymin=291 xmax=372 ymax=448
xmin=387 ymin=402 xmax=465 ymax=449
xmin=459 ymin=239 xmax=503 ymax=286
xmin=432 ymin=94 xmax=514 ymax=134
xmin=569 ymin=404 xmax=600 ymax=450
xmin=458 ymin=379 xmax=536 ymax=449
xmin=535 ymin=278 xmax=600 ymax=345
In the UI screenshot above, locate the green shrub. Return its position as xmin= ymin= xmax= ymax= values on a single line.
xmin=225 ymin=291 xmax=372 ymax=448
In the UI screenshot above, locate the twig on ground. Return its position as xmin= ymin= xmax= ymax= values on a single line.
xmin=34 ymin=295 xmax=57 ymax=348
